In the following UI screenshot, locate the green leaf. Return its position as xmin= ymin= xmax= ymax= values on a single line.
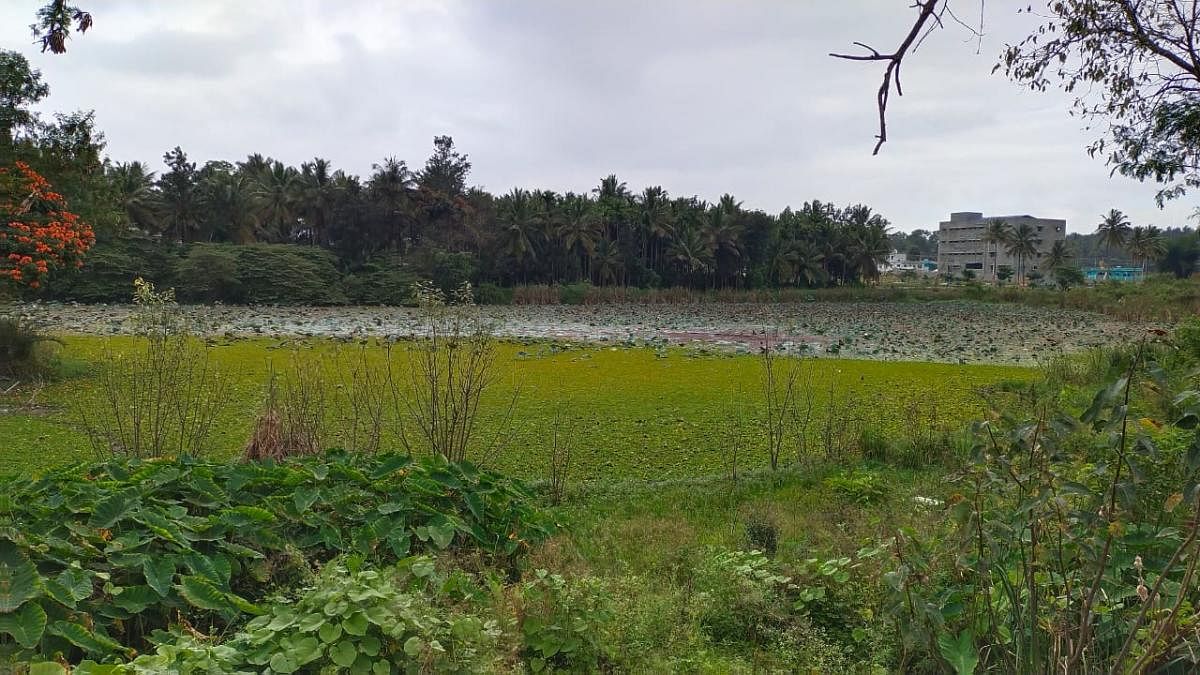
xmin=176 ymin=575 xmax=255 ymax=615
xmin=44 ymin=568 xmax=91 ymax=608
xmin=319 ymin=621 xmax=342 ymax=643
xmin=87 ymin=489 xmax=140 ymax=529
xmin=360 ymin=635 xmax=381 ymax=657
xmin=428 ymin=521 xmax=455 ymax=549
xmin=113 ymin=585 xmax=158 ymax=614
xmin=27 ymin=664 xmax=67 ymax=675
xmin=292 ymin=636 xmax=323 ymax=665
xmin=937 ymin=630 xmax=979 ymax=675
xmin=294 ymin=487 xmax=319 ymax=512
xmin=48 ymin=620 xmax=125 ymax=656
xmin=133 ymin=509 xmax=190 ymax=545
xmin=403 ymin=636 xmax=422 ymax=657
xmin=343 ymin=612 xmax=368 ymax=636
xmin=330 ymin=640 xmax=358 ymax=667
xmin=269 ymin=652 xmax=299 ymax=674
xmin=0 ymin=600 xmax=47 ymax=648
xmin=0 ymin=540 xmax=41 ymax=612
xmin=142 ymin=557 xmax=175 ymax=597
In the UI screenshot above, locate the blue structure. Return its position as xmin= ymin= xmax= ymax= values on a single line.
xmin=1084 ymin=266 xmax=1143 ymax=283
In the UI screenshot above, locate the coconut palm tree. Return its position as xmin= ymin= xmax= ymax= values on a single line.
xmin=668 ymin=225 xmax=714 ymax=286
xmin=637 ymin=186 xmax=670 ymax=271
xmin=847 ymin=222 xmax=891 ymax=284
xmin=1096 ymin=209 xmax=1132 ymax=266
xmin=1005 ymin=222 xmax=1040 ymax=285
xmin=557 ymin=193 xmax=599 ymax=281
xmin=368 ymin=157 xmax=415 ymax=251
xmin=982 ymin=220 xmax=1010 ymax=281
xmin=1045 ymin=240 xmax=1073 ymax=271
xmin=1127 ymin=225 xmax=1166 ymax=278
xmin=704 ymin=208 xmax=742 ymax=288
xmin=774 ymin=240 xmax=825 ymax=287
xmin=591 ymin=238 xmax=623 ymax=286
xmin=108 ymin=161 xmax=160 ymax=232
xmin=252 ymin=160 xmax=300 ymax=242
xmin=297 ymin=158 xmax=340 ymax=246
xmin=496 ymin=188 xmax=541 ymax=282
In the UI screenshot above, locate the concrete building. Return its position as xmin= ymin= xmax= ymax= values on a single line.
xmin=937 ymin=212 xmax=1066 ymax=280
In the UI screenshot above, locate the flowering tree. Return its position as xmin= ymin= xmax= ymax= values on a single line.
xmin=0 ymin=161 xmax=94 ymax=290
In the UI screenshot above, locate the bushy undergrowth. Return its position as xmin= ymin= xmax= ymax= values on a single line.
xmin=0 ymin=317 xmax=59 ymax=379
xmin=0 ymin=451 xmax=552 ymax=666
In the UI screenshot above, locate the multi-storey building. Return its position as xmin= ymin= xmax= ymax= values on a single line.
xmin=936 ymin=211 xmax=1066 ymax=279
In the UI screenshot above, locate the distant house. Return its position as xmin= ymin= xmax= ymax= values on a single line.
xmin=880 ymin=250 xmax=919 ymax=274
xmin=1084 ymin=266 xmax=1143 ymax=283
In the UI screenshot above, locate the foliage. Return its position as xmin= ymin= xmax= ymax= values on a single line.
xmin=823 ymin=469 xmax=887 ymax=505
xmin=883 ymin=340 xmax=1200 ymax=672
xmin=42 ymin=235 xmax=178 ymax=303
xmin=999 ymin=2 xmax=1200 ymax=204
xmin=0 ymin=450 xmax=552 ymax=664
xmin=126 ymin=557 xmax=500 ymax=674
xmin=519 ymin=569 xmax=612 ymax=672
xmin=0 ymin=161 xmax=94 ymax=289
xmin=176 ymin=243 xmax=345 ymax=305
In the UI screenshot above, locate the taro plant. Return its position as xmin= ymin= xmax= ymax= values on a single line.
xmin=154 ymin=557 xmax=503 ymax=674
xmin=884 ymin=334 xmax=1200 ymax=672
xmin=0 ymin=451 xmax=552 ymax=665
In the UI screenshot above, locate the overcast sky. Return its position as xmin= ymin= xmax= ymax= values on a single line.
xmin=1 ymin=1 xmax=1193 ymax=233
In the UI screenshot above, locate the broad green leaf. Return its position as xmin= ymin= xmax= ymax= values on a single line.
xmin=359 ymin=635 xmax=381 ymax=657
xmin=293 ymin=487 xmax=319 ymax=512
xmin=113 ymin=585 xmax=158 ymax=613
xmin=87 ymin=489 xmax=140 ymax=529
xmin=343 ymin=612 xmax=368 ymax=636
xmin=292 ymin=636 xmax=323 ymax=665
xmin=48 ymin=620 xmax=125 ymax=656
xmin=44 ymin=568 xmax=91 ymax=608
xmin=176 ymin=575 xmax=235 ymax=614
xmin=142 ymin=557 xmax=175 ymax=597
xmin=27 ymin=664 xmax=66 ymax=675
xmin=269 ymin=652 xmax=298 ymax=674
xmin=0 ymin=600 xmax=47 ymax=648
xmin=133 ymin=509 xmax=190 ymax=545
xmin=0 ymin=540 xmax=41 ymax=612
xmin=330 ymin=640 xmax=358 ymax=667
xmin=403 ymin=636 xmax=422 ymax=657
xmin=937 ymin=630 xmax=979 ymax=675
xmin=319 ymin=621 xmax=342 ymax=643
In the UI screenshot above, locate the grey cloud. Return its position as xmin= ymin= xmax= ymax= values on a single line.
xmin=0 ymin=0 xmax=1193 ymax=233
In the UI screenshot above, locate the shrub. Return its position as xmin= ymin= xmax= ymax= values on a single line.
xmin=744 ymin=511 xmax=780 ymax=557
xmin=342 ymin=255 xmax=417 ymax=306
xmin=42 ymin=235 xmax=179 ymax=303
xmin=475 ymin=282 xmax=513 ymax=305
xmin=174 ymin=245 xmax=242 ymax=303
xmin=519 ymin=569 xmax=612 ymax=673
xmin=0 ymin=317 xmax=58 ymax=379
xmin=213 ymin=559 xmax=498 ymax=673
xmin=176 ymin=243 xmax=346 ymax=305
xmin=559 ymin=282 xmax=590 ymax=305
xmin=823 ymin=469 xmax=887 ymax=505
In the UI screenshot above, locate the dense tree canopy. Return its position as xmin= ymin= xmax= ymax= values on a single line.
xmin=78 ymin=138 xmax=894 ymax=291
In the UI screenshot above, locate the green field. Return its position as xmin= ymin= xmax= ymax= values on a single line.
xmin=1 ymin=335 xmax=1033 ymax=479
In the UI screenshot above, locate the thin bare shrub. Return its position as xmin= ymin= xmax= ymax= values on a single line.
xmin=759 ymin=334 xmax=815 ymax=470
xmin=78 ymin=278 xmax=226 ymax=460
xmin=392 ymin=281 xmax=517 ymax=464
xmin=333 ymin=342 xmax=387 ymax=454
xmin=547 ymin=409 xmax=574 ymax=505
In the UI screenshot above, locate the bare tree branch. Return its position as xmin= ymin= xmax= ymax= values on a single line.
xmin=831 ymin=0 xmax=945 ymax=154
